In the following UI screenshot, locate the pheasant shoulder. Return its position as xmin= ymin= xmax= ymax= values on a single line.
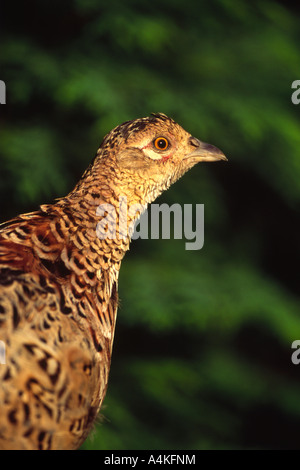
xmin=0 ymin=203 xmax=120 ymax=449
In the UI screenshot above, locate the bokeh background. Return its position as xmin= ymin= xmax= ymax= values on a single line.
xmin=1 ymin=0 xmax=300 ymax=450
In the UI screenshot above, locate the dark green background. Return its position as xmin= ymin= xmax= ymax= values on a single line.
xmin=1 ymin=0 xmax=300 ymax=450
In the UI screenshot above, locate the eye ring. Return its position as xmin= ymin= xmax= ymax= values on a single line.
xmin=153 ymin=137 xmax=169 ymax=151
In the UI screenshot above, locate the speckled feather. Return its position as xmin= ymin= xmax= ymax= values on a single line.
xmin=0 ymin=114 xmax=226 ymax=449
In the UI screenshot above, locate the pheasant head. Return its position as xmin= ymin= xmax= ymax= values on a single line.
xmin=72 ymin=113 xmax=227 ymax=210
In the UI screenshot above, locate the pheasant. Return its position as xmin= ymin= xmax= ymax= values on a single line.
xmin=0 ymin=113 xmax=227 ymax=450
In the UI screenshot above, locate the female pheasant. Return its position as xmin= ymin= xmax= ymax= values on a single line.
xmin=0 ymin=113 xmax=227 ymax=449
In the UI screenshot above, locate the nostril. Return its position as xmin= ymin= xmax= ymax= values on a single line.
xmin=189 ymin=136 xmax=201 ymax=148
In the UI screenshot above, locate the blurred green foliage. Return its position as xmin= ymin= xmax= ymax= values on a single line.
xmin=1 ymin=0 xmax=300 ymax=449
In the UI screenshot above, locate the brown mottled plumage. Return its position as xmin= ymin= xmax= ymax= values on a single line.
xmin=0 ymin=113 xmax=227 ymax=449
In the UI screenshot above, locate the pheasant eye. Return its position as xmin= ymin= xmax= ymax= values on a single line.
xmin=153 ymin=137 xmax=169 ymax=151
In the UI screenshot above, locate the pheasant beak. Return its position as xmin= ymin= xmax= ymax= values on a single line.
xmin=185 ymin=137 xmax=228 ymax=162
